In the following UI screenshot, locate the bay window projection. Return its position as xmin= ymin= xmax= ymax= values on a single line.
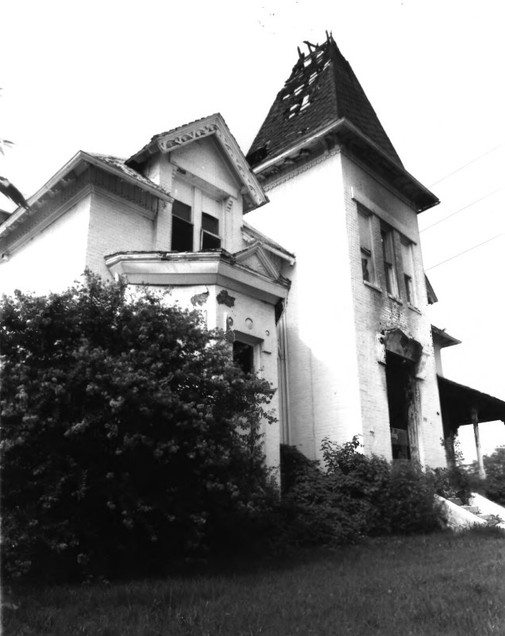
xmin=401 ymin=237 xmax=416 ymax=306
xmin=358 ymin=208 xmax=375 ymax=284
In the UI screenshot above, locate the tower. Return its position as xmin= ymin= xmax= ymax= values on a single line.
xmin=246 ymin=35 xmax=446 ymax=466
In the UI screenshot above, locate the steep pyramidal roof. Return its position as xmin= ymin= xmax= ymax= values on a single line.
xmin=247 ymin=34 xmax=403 ymax=169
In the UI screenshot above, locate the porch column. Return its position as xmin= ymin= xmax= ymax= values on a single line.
xmin=471 ymin=408 xmax=486 ymax=479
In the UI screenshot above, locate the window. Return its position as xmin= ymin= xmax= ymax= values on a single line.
xmin=233 ymin=340 xmax=254 ymax=374
xmin=358 ymin=209 xmax=375 ymax=284
xmin=171 ymin=199 xmax=193 ymax=252
xmin=401 ymin=238 xmax=416 ymax=305
xmin=201 ymin=212 xmax=221 ymax=250
xmin=381 ymin=226 xmax=398 ymax=296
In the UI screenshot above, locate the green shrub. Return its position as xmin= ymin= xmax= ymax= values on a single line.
xmin=429 ymin=465 xmax=473 ymax=504
xmin=386 ymin=461 xmax=438 ymax=534
xmin=0 ymin=274 xmax=276 ymax=582
xmin=279 ymin=438 xmax=439 ymax=545
xmin=279 ymin=447 xmax=363 ymax=546
xmin=475 ymin=447 xmax=505 ymax=506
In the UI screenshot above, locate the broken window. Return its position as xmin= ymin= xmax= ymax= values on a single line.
xmin=401 ymin=238 xmax=417 ymax=305
xmin=358 ymin=208 xmax=375 ymax=284
xmin=381 ymin=226 xmax=398 ymax=296
xmin=201 ymin=212 xmax=220 ymax=250
xmin=171 ymin=199 xmax=193 ymax=252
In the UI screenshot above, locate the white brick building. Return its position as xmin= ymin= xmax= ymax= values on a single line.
xmin=2 ymin=34 xmax=503 ymax=473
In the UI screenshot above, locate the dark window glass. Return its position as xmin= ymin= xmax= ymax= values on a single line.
xmin=201 ymin=212 xmax=220 ymax=250
xmin=202 ymin=232 xmax=221 ymax=250
xmin=172 ymin=200 xmax=192 ymax=222
xmin=171 ymin=200 xmax=193 ymax=251
xmin=233 ymin=341 xmax=254 ymax=374
xmin=404 ymin=274 xmax=414 ymax=304
xmin=202 ymin=212 xmax=219 ymax=235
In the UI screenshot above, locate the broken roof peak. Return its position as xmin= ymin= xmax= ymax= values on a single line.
xmin=296 ymin=31 xmax=335 ymax=60
xmin=247 ymin=33 xmax=404 ymax=170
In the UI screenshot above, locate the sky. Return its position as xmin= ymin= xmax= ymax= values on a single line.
xmin=2 ymin=0 xmax=504 ymax=459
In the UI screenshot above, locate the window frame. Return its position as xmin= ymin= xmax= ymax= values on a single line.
xmin=201 ymin=211 xmax=221 ymax=251
xmin=171 ymin=199 xmax=194 ymax=252
xmin=381 ymin=224 xmax=399 ymax=298
xmin=357 ymin=206 xmax=376 ymax=286
xmin=400 ymin=237 xmax=417 ymax=307
xmin=171 ymin=178 xmax=224 ymax=253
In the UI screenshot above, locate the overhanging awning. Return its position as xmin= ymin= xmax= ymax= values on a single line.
xmin=438 ymin=375 xmax=505 ymax=426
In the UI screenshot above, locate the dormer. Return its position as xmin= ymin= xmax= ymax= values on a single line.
xmin=126 ymin=114 xmax=268 ymax=254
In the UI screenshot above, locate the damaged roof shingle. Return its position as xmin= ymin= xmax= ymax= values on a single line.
xmin=247 ymin=33 xmax=403 ymax=169
xmin=89 ymin=153 xmax=171 ymax=197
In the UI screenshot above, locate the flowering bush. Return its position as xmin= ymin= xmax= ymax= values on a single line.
xmin=1 ymin=274 xmax=275 ymax=581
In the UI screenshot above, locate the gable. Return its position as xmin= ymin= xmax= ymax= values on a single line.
xmin=127 ymin=113 xmax=268 ymax=211
xmin=234 ymin=243 xmax=281 ymax=280
xmin=171 ymin=137 xmax=240 ymax=198
xmin=241 ymin=253 xmax=272 ymax=278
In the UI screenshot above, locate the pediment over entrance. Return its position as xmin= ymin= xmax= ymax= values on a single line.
xmin=384 ymin=328 xmax=422 ymax=363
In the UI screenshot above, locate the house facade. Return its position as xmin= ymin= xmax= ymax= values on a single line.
xmin=2 ymin=34 xmax=503 ymax=472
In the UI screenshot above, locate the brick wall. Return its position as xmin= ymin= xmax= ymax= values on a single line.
xmin=247 ymin=148 xmax=447 ymax=468
xmin=0 ymin=195 xmax=91 ymax=295
xmin=85 ymin=189 xmax=156 ymax=279
xmin=247 ymin=151 xmax=364 ymax=460
xmin=342 ymin=154 xmax=446 ymax=467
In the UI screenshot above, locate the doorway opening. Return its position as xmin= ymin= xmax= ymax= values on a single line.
xmin=386 ymin=351 xmax=417 ymax=460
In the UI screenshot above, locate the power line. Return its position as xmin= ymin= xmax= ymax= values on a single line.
xmin=429 ymin=142 xmax=505 ymax=187
xmin=420 ymin=187 xmax=504 ymax=232
xmin=425 ymin=233 xmax=504 ymax=271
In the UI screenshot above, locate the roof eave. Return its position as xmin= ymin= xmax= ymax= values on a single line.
xmin=338 ymin=120 xmax=439 ymax=213
xmin=432 ymin=325 xmax=462 ymax=348
xmin=253 ymin=118 xmax=439 ymax=213
xmin=0 ymin=151 xmax=86 ymax=236
xmin=0 ymin=151 xmax=173 ymax=238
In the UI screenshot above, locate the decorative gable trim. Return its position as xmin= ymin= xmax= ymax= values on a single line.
xmin=157 ymin=119 xmax=219 ymax=152
xmin=128 ymin=114 xmax=268 ymax=211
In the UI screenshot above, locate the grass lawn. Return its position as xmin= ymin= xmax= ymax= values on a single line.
xmin=4 ymin=529 xmax=505 ymax=636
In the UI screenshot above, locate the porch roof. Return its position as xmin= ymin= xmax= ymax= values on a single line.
xmin=438 ymin=375 xmax=505 ymax=426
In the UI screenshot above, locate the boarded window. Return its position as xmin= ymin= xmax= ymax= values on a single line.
xmin=358 ymin=209 xmax=375 ymax=284
xmin=171 ymin=200 xmax=193 ymax=252
xmin=381 ymin=227 xmax=398 ymax=296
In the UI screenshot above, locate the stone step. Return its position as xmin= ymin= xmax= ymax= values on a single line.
xmin=479 ymin=514 xmax=502 ymax=525
xmin=461 ymin=505 xmax=480 ymax=515
xmin=446 ymin=497 xmax=503 ymax=527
